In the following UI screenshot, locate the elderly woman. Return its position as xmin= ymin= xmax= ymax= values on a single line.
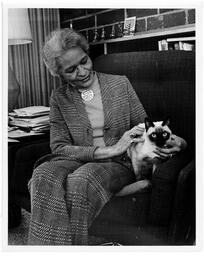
xmin=28 ymin=28 xmax=187 ymax=245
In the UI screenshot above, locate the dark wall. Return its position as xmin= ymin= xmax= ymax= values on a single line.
xmin=60 ymin=8 xmax=195 ymax=42
xmin=59 ymin=8 xmax=195 ymax=59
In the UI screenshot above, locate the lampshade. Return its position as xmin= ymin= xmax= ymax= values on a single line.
xmin=8 ymin=8 xmax=32 ymax=112
xmin=8 ymin=8 xmax=32 ymax=45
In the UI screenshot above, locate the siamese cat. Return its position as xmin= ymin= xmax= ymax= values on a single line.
xmin=116 ymin=117 xmax=172 ymax=196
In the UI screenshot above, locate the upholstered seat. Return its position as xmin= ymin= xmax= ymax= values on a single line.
xmin=10 ymin=51 xmax=195 ymax=245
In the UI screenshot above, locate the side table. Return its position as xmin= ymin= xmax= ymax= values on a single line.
xmin=8 ymin=132 xmax=50 ymax=229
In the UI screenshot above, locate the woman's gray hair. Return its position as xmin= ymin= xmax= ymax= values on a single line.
xmin=42 ymin=28 xmax=89 ymax=76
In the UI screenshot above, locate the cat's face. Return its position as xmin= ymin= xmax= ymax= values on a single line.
xmin=145 ymin=117 xmax=172 ymax=147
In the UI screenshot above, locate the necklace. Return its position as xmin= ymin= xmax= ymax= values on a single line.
xmin=81 ymin=89 xmax=94 ymax=101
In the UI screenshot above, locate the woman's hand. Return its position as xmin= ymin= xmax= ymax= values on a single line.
xmin=112 ymin=125 xmax=145 ymax=156
xmin=94 ymin=125 xmax=145 ymax=160
xmin=154 ymin=134 xmax=187 ymax=160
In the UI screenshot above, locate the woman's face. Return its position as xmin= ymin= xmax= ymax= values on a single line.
xmin=59 ymin=47 xmax=95 ymax=89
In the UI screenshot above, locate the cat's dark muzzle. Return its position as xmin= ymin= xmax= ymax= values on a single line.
xmin=155 ymin=140 xmax=166 ymax=147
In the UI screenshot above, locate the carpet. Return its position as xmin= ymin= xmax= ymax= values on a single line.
xmin=8 ymin=209 xmax=30 ymax=245
xmin=8 ymin=209 xmax=114 ymax=245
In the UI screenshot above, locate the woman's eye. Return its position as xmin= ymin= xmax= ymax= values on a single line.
xmin=80 ymin=56 xmax=88 ymax=65
xmin=64 ymin=67 xmax=76 ymax=73
xmin=64 ymin=57 xmax=88 ymax=74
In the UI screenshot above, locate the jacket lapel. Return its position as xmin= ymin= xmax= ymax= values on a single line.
xmin=97 ymin=73 xmax=113 ymax=130
xmin=56 ymin=73 xmax=114 ymax=146
xmin=66 ymin=72 xmax=114 ymax=131
xmin=67 ymin=85 xmax=92 ymax=131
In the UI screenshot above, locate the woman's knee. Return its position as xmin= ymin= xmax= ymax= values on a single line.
xmin=69 ymin=163 xmax=106 ymax=184
xmin=67 ymin=162 xmax=111 ymax=204
xmin=72 ymin=162 xmax=134 ymax=192
xmin=29 ymin=161 xmax=57 ymax=198
xmin=31 ymin=159 xmax=81 ymax=183
xmin=67 ymin=162 xmax=113 ymax=195
xmin=31 ymin=161 xmax=56 ymax=182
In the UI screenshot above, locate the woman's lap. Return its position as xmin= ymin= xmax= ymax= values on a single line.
xmin=28 ymin=157 xmax=134 ymax=245
xmin=31 ymin=158 xmax=134 ymax=194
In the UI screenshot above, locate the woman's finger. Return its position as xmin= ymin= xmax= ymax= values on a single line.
xmin=130 ymin=126 xmax=145 ymax=133
xmin=156 ymin=147 xmax=179 ymax=154
xmin=170 ymin=134 xmax=177 ymax=140
xmin=131 ymin=138 xmax=145 ymax=144
xmin=153 ymin=154 xmax=167 ymax=160
xmin=153 ymin=149 xmax=170 ymax=159
xmin=130 ymin=128 xmax=144 ymax=137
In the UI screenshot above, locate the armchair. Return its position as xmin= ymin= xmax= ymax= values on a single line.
xmin=10 ymin=51 xmax=195 ymax=245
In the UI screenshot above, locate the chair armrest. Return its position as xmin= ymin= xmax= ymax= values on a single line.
xmin=13 ymin=140 xmax=51 ymax=194
xmin=148 ymin=150 xmax=194 ymax=225
xmin=168 ymin=160 xmax=195 ymax=244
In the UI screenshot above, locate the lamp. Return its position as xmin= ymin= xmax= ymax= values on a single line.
xmin=8 ymin=8 xmax=32 ymax=112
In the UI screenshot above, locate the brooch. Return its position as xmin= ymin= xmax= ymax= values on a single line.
xmin=81 ymin=90 xmax=94 ymax=101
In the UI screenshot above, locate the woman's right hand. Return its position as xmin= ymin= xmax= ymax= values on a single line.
xmin=112 ymin=125 xmax=145 ymax=156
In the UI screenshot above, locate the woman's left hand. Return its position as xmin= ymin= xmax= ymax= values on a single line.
xmin=153 ymin=134 xmax=187 ymax=160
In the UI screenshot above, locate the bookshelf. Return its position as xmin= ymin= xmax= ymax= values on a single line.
xmin=89 ymin=24 xmax=195 ymax=55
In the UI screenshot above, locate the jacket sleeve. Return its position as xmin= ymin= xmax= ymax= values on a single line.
xmin=124 ymin=76 xmax=147 ymax=126
xmin=49 ymin=95 xmax=98 ymax=162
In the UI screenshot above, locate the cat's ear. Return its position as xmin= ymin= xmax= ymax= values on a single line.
xmin=145 ymin=117 xmax=155 ymax=131
xmin=162 ymin=117 xmax=170 ymax=127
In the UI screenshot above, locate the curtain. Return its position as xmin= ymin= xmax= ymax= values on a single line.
xmin=9 ymin=9 xmax=60 ymax=108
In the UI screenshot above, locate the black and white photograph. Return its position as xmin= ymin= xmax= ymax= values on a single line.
xmin=1 ymin=1 xmax=203 ymax=254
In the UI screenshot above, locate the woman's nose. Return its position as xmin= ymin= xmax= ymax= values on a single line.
xmin=77 ymin=65 xmax=86 ymax=76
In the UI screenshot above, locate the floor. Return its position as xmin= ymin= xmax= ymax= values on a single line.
xmin=8 ymin=209 xmax=111 ymax=246
xmin=8 ymin=209 xmax=30 ymax=245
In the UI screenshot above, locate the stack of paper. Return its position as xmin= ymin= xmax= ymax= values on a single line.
xmin=8 ymin=129 xmax=44 ymax=139
xmin=11 ymin=106 xmax=50 ymax=117
xmin=8 ymin=106 xmax=50 ymax=133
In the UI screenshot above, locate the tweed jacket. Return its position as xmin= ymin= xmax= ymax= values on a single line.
xmin=49 ymin=72 xmax=147 ymax=162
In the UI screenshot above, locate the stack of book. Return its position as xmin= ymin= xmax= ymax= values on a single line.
xmin=9 ymin=106 xmax=50 ymax=133
xmin=158 ymin=36 xmax=195 ymax=51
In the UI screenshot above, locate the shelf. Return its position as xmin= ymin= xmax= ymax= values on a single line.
xmin=89 ymin=24 xmax=195 ymax=47
xmin=166 ymin=36 xmax=195 ymax=42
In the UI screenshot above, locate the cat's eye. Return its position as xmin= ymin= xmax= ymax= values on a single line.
xmin=151 ymin=133 xmax=156 ymax=138
xmin=163 ymin=132 xmax=168 ymax=137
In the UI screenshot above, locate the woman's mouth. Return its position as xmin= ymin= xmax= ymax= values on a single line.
xmin=80 ymin=75 xmax=90 ymax=82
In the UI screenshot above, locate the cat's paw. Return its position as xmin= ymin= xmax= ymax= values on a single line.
xmin=115 ymin=179 xmax=152 ymax=196
xmin=136 ymin=179 xmax=152 ymax=190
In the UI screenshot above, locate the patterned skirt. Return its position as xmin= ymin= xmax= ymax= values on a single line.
xmin=28 ymin=154 xmax=134 ymax=245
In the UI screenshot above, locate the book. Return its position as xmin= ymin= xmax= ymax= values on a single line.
xmin=8 ymin=129 xmax=44 ymax=138
xmin=12 ymin=106 xmax=50 ymax=117
xmin=158 ymin=40 xmax=168 ymax=51
xmin=9 ymin=115 xmax=50 ymax=128
xmin=179 ymin=42 xmax=195 ymax=51
xmin=158 ymin=38 xmax=195 ymax=51
xmin=8 ymin=138 xmax=20 ymax=143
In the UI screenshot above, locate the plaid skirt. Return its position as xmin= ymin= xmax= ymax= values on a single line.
xmin=28 ymin=154 xmax=134 ymax=245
